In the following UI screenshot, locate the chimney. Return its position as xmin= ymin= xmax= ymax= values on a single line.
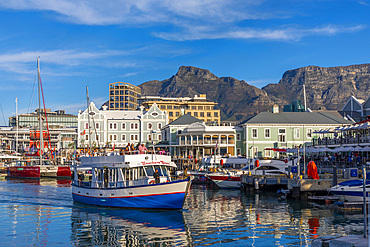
xmin=272 ymin=105 xmax=279 ymax=113
xmin=102 ymin=105 xmax=108 ymax=111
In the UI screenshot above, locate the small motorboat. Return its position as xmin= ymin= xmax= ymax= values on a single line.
xmin=330 ymin=178 xmax=370 ymax=202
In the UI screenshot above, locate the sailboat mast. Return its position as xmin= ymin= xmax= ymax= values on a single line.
xmin=37 ymin=58 xmax=44 ymax=165
xmin=86 ymin=86 xmax=92 ymax=155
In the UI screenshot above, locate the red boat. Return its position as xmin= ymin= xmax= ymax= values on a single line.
xmin=7 ymin=160 xmax=71 ymax=178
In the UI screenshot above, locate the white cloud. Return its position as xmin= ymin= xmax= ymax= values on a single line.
xmin=154 ymin=24 xmax=366 ymax=41
xmin=0 ymin=0 xmax=264 ymax=25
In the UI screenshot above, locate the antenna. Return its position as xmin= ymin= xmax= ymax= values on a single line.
xmin=303 ymin=85 xmax=307 ymax=112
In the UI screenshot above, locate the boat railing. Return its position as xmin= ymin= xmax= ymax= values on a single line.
xmin=74 ymin=179 xmax=149 ymax=188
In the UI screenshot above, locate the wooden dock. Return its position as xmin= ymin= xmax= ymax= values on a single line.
xmin=241 ymin=174 xmax=357 ymax=199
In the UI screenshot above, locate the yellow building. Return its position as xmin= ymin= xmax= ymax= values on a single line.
xmin=109 ymin=82 xmax=141 ymax=110
xmin=140 ymin=94 xmax=220 ymax=124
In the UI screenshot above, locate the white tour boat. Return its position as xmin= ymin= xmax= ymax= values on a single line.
xmin=71 ymin=154 xmax=191 ymax=209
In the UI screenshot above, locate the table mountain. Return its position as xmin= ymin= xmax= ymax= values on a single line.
xmin=139 ymin=66 xmax=274 ymax=120
xmin=139 ymin=64 xmax=370 ymax=121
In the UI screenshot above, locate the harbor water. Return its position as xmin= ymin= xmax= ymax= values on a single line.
xmin=0 ymin=179 xmax=366 ymax=246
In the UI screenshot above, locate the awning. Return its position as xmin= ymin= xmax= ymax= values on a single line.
xmin=264 ymin=148 xmax=287 ymax=152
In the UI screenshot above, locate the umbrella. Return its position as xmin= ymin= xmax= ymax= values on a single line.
xmin=362 ymin=146 xmax=370 ymax=152
xmin=355 ymin=122 xmax=370 ymax=130
xmin=353 ymin=146 xmax=364 ymax=152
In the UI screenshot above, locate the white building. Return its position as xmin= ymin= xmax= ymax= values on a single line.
xmin=78 ymin=103 xmax=167 ymax=148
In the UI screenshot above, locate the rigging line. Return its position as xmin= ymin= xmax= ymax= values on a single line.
xmin=27 ymin=70 xmax=38 ymax=114
xmin=39 ymin=73 xmax=53 ymax=156
xmin=0 ymin=102 xmax=6 ymax=126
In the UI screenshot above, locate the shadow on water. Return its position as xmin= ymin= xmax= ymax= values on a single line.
xmin=70 ymin=205 xmax=192 ymax=246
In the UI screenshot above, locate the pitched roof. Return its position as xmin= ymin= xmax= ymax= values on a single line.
xmin=245 ymin=112 xmax=353 ymax=125
xmin=167 ymin=114 xmax=202 ymax=126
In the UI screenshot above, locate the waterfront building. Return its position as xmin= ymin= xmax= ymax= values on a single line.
xmin=9 ymin=109 xmax=77 ymax=128
xmin=242 ymin=110 xmax=353 ymax=159
xmin=341 ymin=95 xmax=370 ymax=122
xmin=160 ymin=114 xmax=203 ymax=155
xmin=108 ymin=82 xmax=141 ymax=110
xmin=0 ymin=126 xmax=77 ymax=152
xmin=78 ymin=103 xmax=166 ymax=149
xmin=174 ymin=122 xmax=243 ymax=159
xmin=140 ymin=94 xmax=221 ymax=124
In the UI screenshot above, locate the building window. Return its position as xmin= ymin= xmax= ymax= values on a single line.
xmin=194 ymin=112 xmax=198 ymax=117
xmin=158 ymin=134 xmax=161 ymax=141
xmin=148 ymin=123 xmax=152 ymax=129
xmin=130 ymin=134 xmax=138 ymax=141
xmin=294 ymin=128 xmax=300 ymax=139
xmin=169 ymin=112 xmax=173 ymax=117
xmin=167 ymin=105 xmax=172 ymax=109
xmin=158 ymin=123 xmax=162 ymax=129
xmin=307 ymin=128 xmax=312 ymax=139
xmin=85 ymin=135 xmax=88 ymax=141
xmin=148 ymin=134 xmax=152 ymax=141
xmin=278 ymin=129 xmax=286 ymax=143
xmin=252 ymin=128 xmax=257 ymax=138
xmin=252 ymin=147 xmax=258 ymax=158
xmin=200 ymin=112 xmax=204 ymax=117
xmin=264 ymin=148 xmax=271 ymax=157
xmin=85 ymin=122 xmax=89 ymax=129
xmin=109 ymin=122 xmax=117 ymax=130
xmin=121 ymin=134 xmax=126 ymax=141
xmin=264 ymin=128 xmax=270 ymax=138
xmin=95 ymin=135 xmax=99 ymax=141
xmin=236 ymin=133 xmax=241 ymax=141
xmin=236 ymin=148 xmax=241 ymax=155
xmin=207 ymin=112 xmax=211 ymax=117
xmin=95 ymin=123 xmax=100 ymax=130
xmin=121 ymin=123 xmax=126 ymax=130
xmin=214 ymin=112 xmax=218 ymax=117
xmin=130 ymin=123 xmax=138 ymax=130
xmin=191 ymin=106 xmax=196 ymax=110
xmin=176 ymin=112 xmax=180 ymax=117
xmin=160 ymin=105 xmax=166 ymax=110
xmin=109 ymin=134 xmax=117 ymax=141
xmin=198 ymin=106 xmax=203 ymax=110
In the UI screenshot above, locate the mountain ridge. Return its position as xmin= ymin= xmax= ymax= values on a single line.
xmin=139 ymin=64 xmax=370 ymax=121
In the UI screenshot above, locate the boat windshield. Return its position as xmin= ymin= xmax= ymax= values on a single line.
xmin=145 ymin=165 xmax=168 ymax=176
xmin=154 ymin=165 xmax=168 ymax=176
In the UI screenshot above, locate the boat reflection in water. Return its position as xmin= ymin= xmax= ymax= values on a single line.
xmin=70 ymin=206 xmax=191 ymax=246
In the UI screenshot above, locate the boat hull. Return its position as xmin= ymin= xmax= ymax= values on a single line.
xmin=7 ymin=165 xmax=71 ymax=178
xmin=330 ymin=180 xmax=370 ymax=202
xmin=207 ymin=175 xmax=241 ymax=189
xmin=72 ymin=179 xmax=190 ymax=209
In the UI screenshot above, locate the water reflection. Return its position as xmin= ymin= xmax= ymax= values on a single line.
xmin=183 ymin=185 xmax=366 ymax=246
xmin=70 ymin=206 xmax=191 ymax=246
xmin=0 ymin=180 xmax=367 ymax=246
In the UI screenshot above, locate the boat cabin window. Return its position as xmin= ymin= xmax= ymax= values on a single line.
xmin=146 ymin=166 xmax=154 ymax=176
xmin=257 ymin=166 xmax=278 ymax=170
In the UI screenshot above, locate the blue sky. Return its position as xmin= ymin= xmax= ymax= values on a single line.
xmin=0 ymin=0 xmax=369 ymax=125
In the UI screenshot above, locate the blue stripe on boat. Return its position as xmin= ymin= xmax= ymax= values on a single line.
xmin=72 ymin=191 xmax=186 ymax=209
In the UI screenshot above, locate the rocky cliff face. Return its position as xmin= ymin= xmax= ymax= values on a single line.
xmin=139 ymin=64 xmax=370 ymax=121
xmin=140 ymin=66 xmax=274 ymax=120
xmin=263 ymin=64 xmax=370 ymax=110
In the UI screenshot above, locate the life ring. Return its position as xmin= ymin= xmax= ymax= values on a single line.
xmin=284 ymin=159 xmax=288 ymax=163
xmin=254 ymin=160 xmax=260 ymax=167
xmin=149 ymin=180 xmax=155 ymax=184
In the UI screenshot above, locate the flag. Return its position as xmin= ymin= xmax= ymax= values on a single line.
xmin=80 ymin=130 xmax=86 ymax=135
